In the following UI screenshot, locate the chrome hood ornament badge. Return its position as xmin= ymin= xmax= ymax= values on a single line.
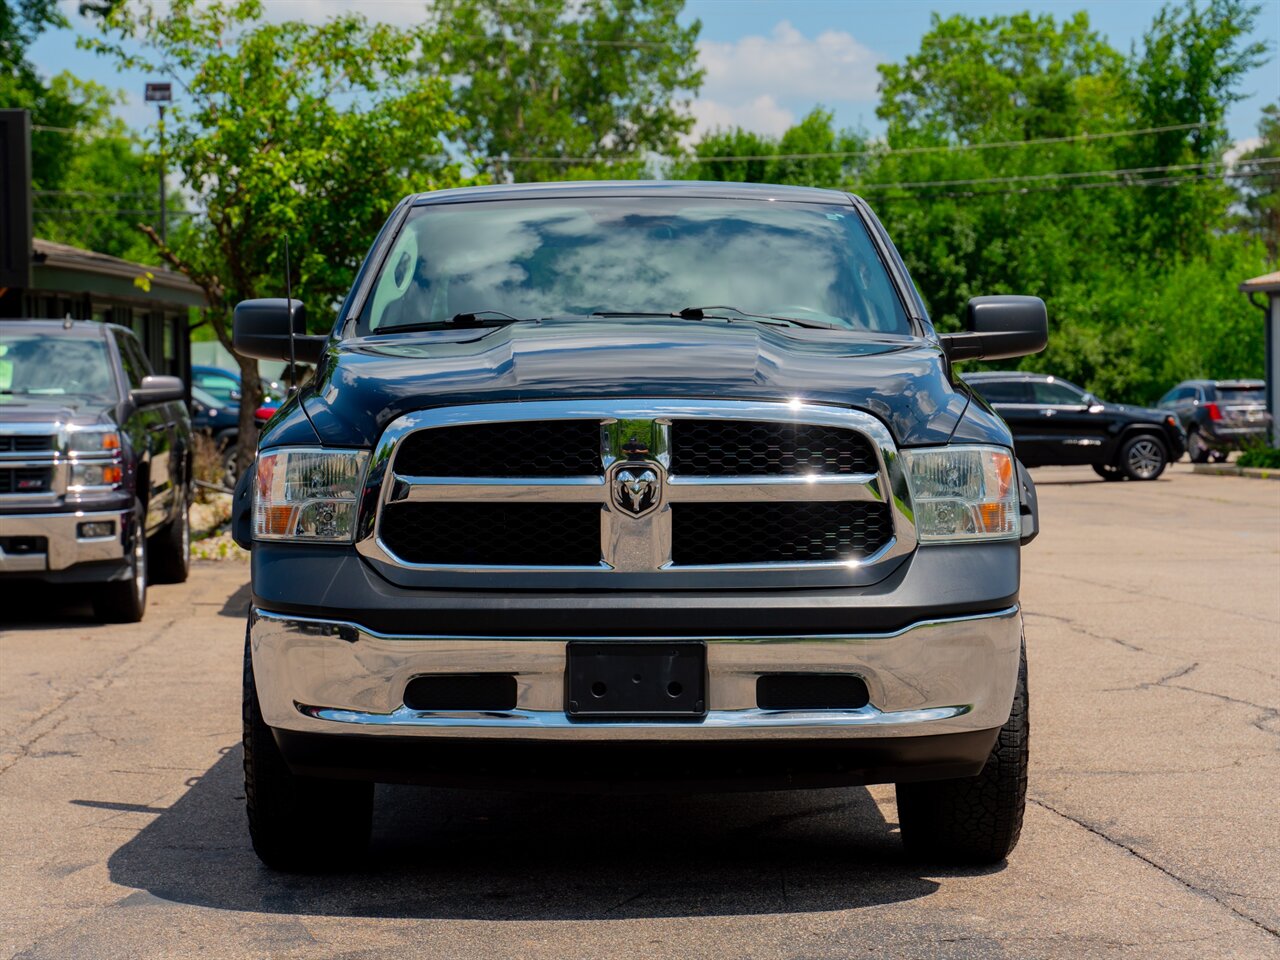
xmin=613 ymin=466 xmax=661 ymax=517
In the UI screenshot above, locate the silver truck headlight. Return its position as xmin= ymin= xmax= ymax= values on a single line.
xmin=254 ymin=447 xmax=369 ymax=542
xmin=901 ymin=445 xmax=1020 ymax=542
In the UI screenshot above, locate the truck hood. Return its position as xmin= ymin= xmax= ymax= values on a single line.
xmin=0 ymin=397 xmax=113 ymax=426
xmin=300 ymin=318 xmax=972 ymax=448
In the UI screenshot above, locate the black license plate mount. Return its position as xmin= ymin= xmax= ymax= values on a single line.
xmin=566 ymin=642 xmax=707 ymax=720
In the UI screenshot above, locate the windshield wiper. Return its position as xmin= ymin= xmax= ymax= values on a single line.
xmin=591 ymin=306 xmax=839 ymax=331
xmin=374 ymin=311 xmax=534 ymax=334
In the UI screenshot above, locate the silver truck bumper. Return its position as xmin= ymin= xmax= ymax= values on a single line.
xmin=250 ymin=605 xmax=1023 ymax=741
xmin=0 ymin=509 xmax=129 ymax=573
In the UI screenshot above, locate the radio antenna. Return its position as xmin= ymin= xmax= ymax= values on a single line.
xmin=283 ymin=237 xmax=296 ymax=395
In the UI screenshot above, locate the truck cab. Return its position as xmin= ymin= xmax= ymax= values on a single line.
xmin=231 ymin=182 xmax=1047 ymax=869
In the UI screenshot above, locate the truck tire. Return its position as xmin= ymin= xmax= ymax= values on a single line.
xmin=1187 ymin=428 xmax=1211 ymax=464
xmin=149 ymin=493 xmax=191 ymax=584
xmin=242 ymin=627 xmax=373 ymax=871
xmin=92 ymin=500 xmax=147 ymax=623
xmin=896 ymin=639 xmax=1028 ymax=864
xmin=1118 ymin=434 xmax=1167 ymax=481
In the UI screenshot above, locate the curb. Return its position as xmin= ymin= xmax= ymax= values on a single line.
xmin=1190 ymin=464 xmax=1280 ymax=480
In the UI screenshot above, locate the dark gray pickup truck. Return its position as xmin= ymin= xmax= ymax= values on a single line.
xmin=230 ymin=181 xmax=1047 ymax=870
xmin=0 ymin=319 xmax=191 ymax=621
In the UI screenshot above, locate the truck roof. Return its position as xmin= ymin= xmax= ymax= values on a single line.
xmin=411 ymin=180 xmax=856 ymax=207
xmin=0 ymin=318 xmax=120 ymax=338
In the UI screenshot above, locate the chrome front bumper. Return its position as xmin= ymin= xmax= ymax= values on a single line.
xmin=250 ymin=605 xmax=1023 ymax=741
xmin=0 ymin=509 xmax=129 ymax=573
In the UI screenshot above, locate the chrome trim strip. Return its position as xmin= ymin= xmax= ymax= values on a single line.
xmin=249 ymin=605 xmax=1022 ymax=741
xmin=355 ymin=399 xmax=917 ymax=588
xmin=0 ymin=508 xmax=129 ymax=571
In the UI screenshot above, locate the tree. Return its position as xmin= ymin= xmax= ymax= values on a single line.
xmin=426 ymin=0 xmax=702 ymax=181
xmin=30 ymin=74 xmax=160 ymax=262
xmin=89 ymin=0 xmax=470 ymax=473
xmin=679 ymin=109 xmax=866 ymax=188
xmin=1121 ymin=0 xmax=1267 ymax=257
xmin=1235 ymin=103 xmax=1280 ymax=260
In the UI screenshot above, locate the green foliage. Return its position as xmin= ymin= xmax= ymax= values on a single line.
xmin=679 ymin=108 xmax=866 ymax=187
xmin=28 ymin=74 xmax=162 ymax=262
xmin=428 ymin=0 xmax=701 ymax=182
xmin=678 ymin=2 xmax=1271 ymax=406
xmin=1238 ymin=445 xmax=1280 ymax=468
xmin=88 ymin=0 xmax=473 ymax=467
xmin=1236 ymin=103 xmax=1280 ymax=258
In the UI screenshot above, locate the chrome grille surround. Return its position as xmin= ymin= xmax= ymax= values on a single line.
xmin=356 ymin=399 xmax=917 ymax=590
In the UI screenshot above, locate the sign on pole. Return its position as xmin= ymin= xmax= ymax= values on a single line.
xmin=144 ymin=82 xmax=172 ymax=103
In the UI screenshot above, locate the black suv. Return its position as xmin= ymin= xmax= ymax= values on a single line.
xmin=1158 ymin=379 xmax=1271 ymax=462
xmin=963 ymin=372 xmax=1185 ymax=481
xmin=0 ymin=320 xmax=192 ymax=621
xmin=229 ymin=181 xmax=1049 ymax=869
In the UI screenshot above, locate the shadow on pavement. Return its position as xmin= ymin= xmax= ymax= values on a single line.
xmin=100 ymin=746 xmax=999 ymax=920
xmin=218 ymin=580 xmax=253 ymax=619
xmin=3 ymin=584 xmax=97 ymax=626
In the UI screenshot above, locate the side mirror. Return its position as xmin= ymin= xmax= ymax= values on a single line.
xmin=131 ymin=374 xmax=185 ymax=407
xmin=232 ymin=299 xmax=326 ymax=364
xmin=942 ymin=296 xmax=1048 ymax=362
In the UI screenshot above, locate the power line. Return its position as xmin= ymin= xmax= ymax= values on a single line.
xmin=874 ymin=167 xmax=1280 ymax=201
xmin=858 ymin=156 xmax=1280 ymax=191
xmin=495 ymin=121 xmax=1217 ymax=164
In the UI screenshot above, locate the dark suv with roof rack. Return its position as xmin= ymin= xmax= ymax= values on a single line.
xmin=228 ymin=180 xmax=1049 ymax=870
xmin=1157 ymin=379 xmax=1271 ymax=462
xmin=963 ymin=372 xmax=1186 ymax=481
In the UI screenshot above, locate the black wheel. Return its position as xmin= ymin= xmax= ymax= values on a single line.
xmin=92 ymin=500 xmax=147 ymax=623
xmin=896 ymin=640 xmax=1029 ymax=864
xmin=1091 ymin=463 xmax=1123 ymax=481
xmin=1119 ymin=434 xmax=1167 ymax=481
xmin=1187 ymin=429 xmax=1211 ymax=464
xmin=149 ymin=492 xmax=191 ymax=584
xmin=243 ymin=627 xmax=373 ymax=871
xmin=1210 ymin=449 xmax=1229 ymax=463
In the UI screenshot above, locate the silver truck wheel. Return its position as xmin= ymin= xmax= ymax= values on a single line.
xmin=1120 ymin=435 xmax=1167 ymax=481
xmin=92 ymin=501 xmax=148 ymax=623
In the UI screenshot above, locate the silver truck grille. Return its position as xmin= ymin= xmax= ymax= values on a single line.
xmin=356 ymin=400 xmax=916 ymax=587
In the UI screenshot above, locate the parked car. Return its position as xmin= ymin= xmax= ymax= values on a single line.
xmin=189 ymin=385 xmax=277 ymax=487
xmin=963 ymin=372 xmax=1186 ymax=481
xmin=1157 ymin=379 xmax=1271 ymax=462
xmin=229 ymin=181 xmax=1048 ymax=870
xmin=192 ymin=364 xmax=283 ymax=412
xmin=0 ymin=319 xmax=192 ymax=621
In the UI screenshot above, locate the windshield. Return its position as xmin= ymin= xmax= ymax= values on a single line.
xmin=0 ymin=332 xmax=118 ymax=403
xmin=357 ymin=198 xmax=912 ymax=335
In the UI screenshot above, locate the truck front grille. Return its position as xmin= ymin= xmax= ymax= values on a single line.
xmin=671 ymin=420 xmax=877 ymax=476
xmin=395 ymin=420 xmax=601 ymax=478
xmin=362 ymin=400 xmax=913 ymax=580
xmin=0 ymin=467 xmax=52 ymax=494
xmin=381 ymin=502 xmax=603 ymax=566
xmin=671 ymin=501 xmax=892 ymax=565
xmin=0 ymin=435 xmax=54 ymax=453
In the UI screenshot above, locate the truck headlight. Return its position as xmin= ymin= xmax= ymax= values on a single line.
xmin=901 ymin=445 xmax=1020 ymax=542
xmin=254 ymin=447 xmax=369 ymax=542
xmin=67 ymin=427 xmax=121 ymax=453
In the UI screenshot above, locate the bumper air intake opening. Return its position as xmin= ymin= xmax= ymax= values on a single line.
xmin=757 ymin=673 xmax=871 ymax=711
xmin=403 ymin=673 xmax=518 ymax=712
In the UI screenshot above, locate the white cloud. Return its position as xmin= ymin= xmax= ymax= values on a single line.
xmin=1224 ymin=136 xmax=1262 ymax=166
xmin=692 ymin=20 xmax=881 ymax=137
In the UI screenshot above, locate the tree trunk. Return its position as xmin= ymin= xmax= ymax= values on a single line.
xmin=234 ymin=352 xmax=262 ymax=486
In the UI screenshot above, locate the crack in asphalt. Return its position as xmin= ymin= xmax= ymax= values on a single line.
xmin=1030 ymin=797 xmax=1280 ymax=941
xmin=1023 ymin=610 xmax=1145 ymax=652
xmin=1043 ymin=571 xmax=1280 ymax=627
xmin=0 ymin=616 xmax=178 ymax=778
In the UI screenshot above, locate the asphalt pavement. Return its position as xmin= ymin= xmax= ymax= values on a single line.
xmin=2 ymin=463 xmax=1278 ymax=959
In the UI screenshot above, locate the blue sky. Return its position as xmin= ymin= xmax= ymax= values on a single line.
xmin=32 ymin=0 xmax=1280 ymax=146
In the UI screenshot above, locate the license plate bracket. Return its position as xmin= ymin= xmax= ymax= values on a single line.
xmin=566 ymin=642 xmax=707 ymax=720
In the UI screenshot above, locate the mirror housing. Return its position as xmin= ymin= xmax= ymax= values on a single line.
xmin=131 ymin=374 xmax=185 ymax=407
xmin=941 ymin=296 xmax=1048 ymax=362
xmin=232 ymin=299 xmax=326 ymax=364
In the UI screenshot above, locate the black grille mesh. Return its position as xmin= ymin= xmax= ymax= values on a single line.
xmin=0 ymin=467 xmax=51 ymax=494
xmin=671 ymin=420 xmax=877 ymax=476
xmin=0 ymin=435 xmax=53 ymax=453
xmin=381 ymin=502 xmax=601 ymax=566
xmin=671 ymin=502 xmax=892 ymax=565
xmin=394 ymin=421 xmax=601 ymax=477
